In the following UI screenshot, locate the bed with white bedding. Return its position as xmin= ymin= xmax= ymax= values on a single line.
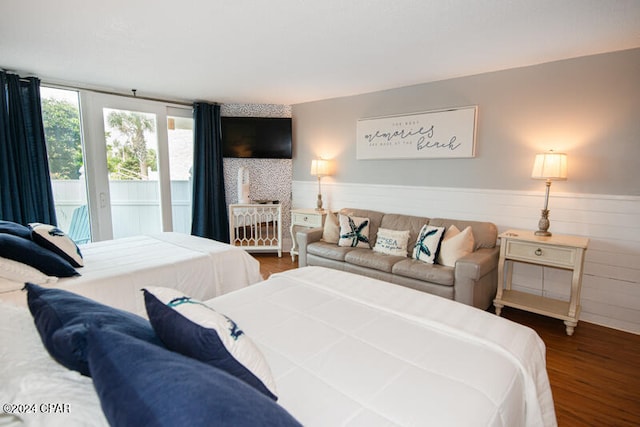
xmin=0 ymin=266 xmax=556 ymax=427
xmin=0 ymin=232 xmax=262 ymax=315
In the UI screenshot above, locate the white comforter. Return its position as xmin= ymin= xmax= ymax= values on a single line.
xmin=208 ymin=267 xmax=557 ymax=427
xmin=0 ymin=232 xmax=262 ymax=316
xmin=0 ymin=266 xmax=556 ymax=427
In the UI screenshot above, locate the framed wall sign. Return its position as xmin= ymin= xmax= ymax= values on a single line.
xmin=356 ymin=106 xmax=477 ymax=159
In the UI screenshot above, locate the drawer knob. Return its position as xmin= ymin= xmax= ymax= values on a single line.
xmin=303 ymin=216 xmax=308 ymax=221
xmin=535 ymin=248 xmax=543 ymax=256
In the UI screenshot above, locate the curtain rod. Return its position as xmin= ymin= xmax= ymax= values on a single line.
xmin=42 ymin=81 xmax=195 ymax=108
xmin=3 ymin=68 xmax=219 ymax=108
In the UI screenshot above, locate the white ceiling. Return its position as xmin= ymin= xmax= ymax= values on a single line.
xmin=1 ymin=0 xmax=639 ymax=105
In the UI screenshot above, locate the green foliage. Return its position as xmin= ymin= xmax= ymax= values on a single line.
xmin=42 ymin=98 xmax=83 ymax=179
xmin=106 ymin=111 xmax=157 ymax=180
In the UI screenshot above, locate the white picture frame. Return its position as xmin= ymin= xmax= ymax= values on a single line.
xmin=356 ymin=106 xmax=477 ymax=159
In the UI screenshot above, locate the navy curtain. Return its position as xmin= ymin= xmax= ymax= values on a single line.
xmin=0 ymin=72 xmax=57 ymax=225
xmin=191 ymin=102 xmax=229 ymax=242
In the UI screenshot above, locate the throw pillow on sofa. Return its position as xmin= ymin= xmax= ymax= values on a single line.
xmin=338 ymin=215 xmax=370 ymax=248
xmin=322 ymin=211 xmax=340 ymax=243
xmin=412 ymin=225 xmax=446 ymax=264
xmin=373 ymin=228 xmax=410 ymax=256
xmin=437 ymin=225 xmax=475 ymax=267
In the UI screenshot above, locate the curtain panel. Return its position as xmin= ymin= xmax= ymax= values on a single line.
xmin=191 ymin=102 xmax=229 ymax=243
xmin=0 ymin=72 xmax=57 ymax=225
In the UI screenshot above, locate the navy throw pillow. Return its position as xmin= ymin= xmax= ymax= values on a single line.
xmin=0 ymin=234 xmax=78 ymax=277
xmin=0 ymin=220 xmax=32 ymax=239
xmin=87 ymin=327 xmax=301 ymax=427
xmin=143 ymin=288 xmax=277 ymax=400
xmin=26 ymin=283 xmax=163 ymax=376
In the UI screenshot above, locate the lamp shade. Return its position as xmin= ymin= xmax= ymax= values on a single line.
xmin=310 ymin=159 xmax=331 ymax=177
xmin=531 ymin=152 xmax=568 ymax=180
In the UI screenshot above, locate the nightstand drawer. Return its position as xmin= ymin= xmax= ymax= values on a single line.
xmin=292 ymin=212 xmax=323 ymax=227
xmin=505 ymin=240 xmax=576 ymax=267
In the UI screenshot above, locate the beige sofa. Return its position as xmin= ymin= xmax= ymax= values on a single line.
xmin=297 ymin=208 xmax=500 ymax=310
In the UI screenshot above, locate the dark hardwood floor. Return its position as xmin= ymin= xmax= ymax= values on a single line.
xmin=254 ymin=253 xmax=640 ymax=427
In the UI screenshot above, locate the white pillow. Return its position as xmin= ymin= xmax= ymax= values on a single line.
xmin=322 ymin=211 xmax=340 ymax=243
xmin=143 ymin=286 xmax=277 ymax=400
xmin=338 ymin=214 xmax=371 ymax=248
xmin=412 ymin=225 xmax=446 ymax=264
xmin=29 ymin=223 xmax=84 ymax=267
xmin=0 ymin=257 xmax=59 ymax=285
xmin=437 ymin=225 xmax=475 ymax=267
xmin=373 ymin=228 xmax=410 ymax=256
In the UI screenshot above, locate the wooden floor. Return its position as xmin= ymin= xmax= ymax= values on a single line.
xmin=254 ymin=253 xmax=640 ymax=427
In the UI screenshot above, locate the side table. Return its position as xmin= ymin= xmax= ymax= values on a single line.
xmin=289 ymin=208 xmax=326 ymax=261
xmin=493 ymin=229 xmax=588 ymax=336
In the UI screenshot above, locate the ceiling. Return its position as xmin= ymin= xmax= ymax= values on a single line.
xmin=1 ymin=0 xmax=639 ymax=105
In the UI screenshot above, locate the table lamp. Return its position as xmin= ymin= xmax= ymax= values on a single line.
xmin=531 ymin=151 xmax=568 ymax=236
xmin=310 ymin=159 xmax=331 ymax=211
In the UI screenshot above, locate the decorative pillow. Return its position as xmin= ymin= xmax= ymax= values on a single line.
xmin=338 ymin=214 xmax=370 ymax=248
xmin=412 ymin=225 xmax=446 ymax=264
xmin=0 ymin=234 xmax=78 ymax=277
xmin=0 ymin=220 xmax=32 ymax=239
xmin=437 ymin=225 xmax=475 ymax=267
xmin=87 ymin=327 xmax=301 ymax=427
xmin=26 ymin=283 xmax=163 ymax=376
xmin=30 ymin=223 xmax=84 ymax=267
xmin=373 ymin=228 xmax=410 ymax=257
xmin=322 ymin=211 xmax=340 ymax=243
xmin=143 ymin=287 xmax=278 ymax=400
xmin=0 ymin=257 xmax=59 ymax=285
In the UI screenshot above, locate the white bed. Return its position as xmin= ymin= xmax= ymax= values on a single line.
xmin=0 ymin=232 xmax=262 ymax=316
xmin=0 ymin=266 xmax=557 ymax=427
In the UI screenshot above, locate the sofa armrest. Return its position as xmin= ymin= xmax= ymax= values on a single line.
xmin=454 ymin=246 xmax=500 ymax=308
xmin=455 ymin=247 xmax=500 ymax=281
xmin=296 ymin=227 xmax=323 ymax=267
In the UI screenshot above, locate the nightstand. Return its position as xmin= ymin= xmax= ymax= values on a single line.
xmin=493 ymin=229 xmax=588 ymax=336
xmin=289 ymin=208 xmax=326 ymax=261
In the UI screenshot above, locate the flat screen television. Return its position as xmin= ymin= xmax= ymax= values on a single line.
xmin=221 ymin=117 xmax=292 ymax=159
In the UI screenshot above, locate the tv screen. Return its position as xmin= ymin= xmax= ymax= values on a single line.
xmin=221 ymin=117 xmax=292 ymax=159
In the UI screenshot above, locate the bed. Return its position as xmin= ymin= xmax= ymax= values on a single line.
xmin=0 ymin=266 xmax=557 ymax=427
xmin=0 ymin=232 xmax=263 ymax=316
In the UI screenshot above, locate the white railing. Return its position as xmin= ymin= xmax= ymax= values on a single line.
xmin=51 ymin=179 xmax=192 ymax=239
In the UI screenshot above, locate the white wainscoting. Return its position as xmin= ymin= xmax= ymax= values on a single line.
xmin=292 ymin=180 xmax=640 ymax=334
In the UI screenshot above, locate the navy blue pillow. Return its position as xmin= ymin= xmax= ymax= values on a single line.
xmin=0 ymin=234 xmax=78 ymax=277
xmin=0 ymin=220 xmax=32 ymax=239
xmin=87 ymin=327 xmax=301 ymax=427
xmin=143 ymin=289 xmax=277 ymax=400
xmin=26 ymin=283 xmax=163 ymax=376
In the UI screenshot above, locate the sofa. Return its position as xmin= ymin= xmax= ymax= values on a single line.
xmin=297 ymin=208 xmax=500 ymax=310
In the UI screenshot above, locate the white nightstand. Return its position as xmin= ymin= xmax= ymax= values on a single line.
xmin=493 ymin=229 xmax=588 ymax=336
xmin=289 ymin=208 xmax=326 ymax=261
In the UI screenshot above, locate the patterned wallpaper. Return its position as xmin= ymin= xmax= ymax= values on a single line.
xmin=221 ymin=104 xmax=293 ymax=250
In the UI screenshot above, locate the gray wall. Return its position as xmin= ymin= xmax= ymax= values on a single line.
xmin=292 ymin=48 xmax=640 ymax=196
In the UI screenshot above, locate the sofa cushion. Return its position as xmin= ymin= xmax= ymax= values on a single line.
xmin=429 ymin=218 xmax=497 ymax=250
xmin=380 ymin=213 xmax=431 ymax=256
xmin=437 ymin=225 xmax=475 ymax=267
xmin=338 ymin=215 xmax=371 ymax=248
xmin=339 ymin=208 xmax=384 ymax=246
xmin=392 ymin=259 xmax=455 ymax=286
xmin=373 ymin=228 xmax=410 ymax=256
xmin=344 ymin=249 xmax=406 ymax=273
xmin=307 ymin=241 xmax=357 ymax=261
xmin=412 ymin=225 xmax=446 ymax=264
xmin=322 ymin=211 xmax=340 ymax=243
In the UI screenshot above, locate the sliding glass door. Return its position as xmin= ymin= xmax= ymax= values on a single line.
xmin=42 ymin=88 xmax=193 ymax=242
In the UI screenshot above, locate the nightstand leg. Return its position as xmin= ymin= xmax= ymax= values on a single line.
xmin=494 ymin=303 xmax=503 ymax=316
xmin=564 ymin=320 xmax=577 ymax=336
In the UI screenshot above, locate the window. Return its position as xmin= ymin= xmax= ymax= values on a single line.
xmin=41 ymin=87 xmax=193 ymax=242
